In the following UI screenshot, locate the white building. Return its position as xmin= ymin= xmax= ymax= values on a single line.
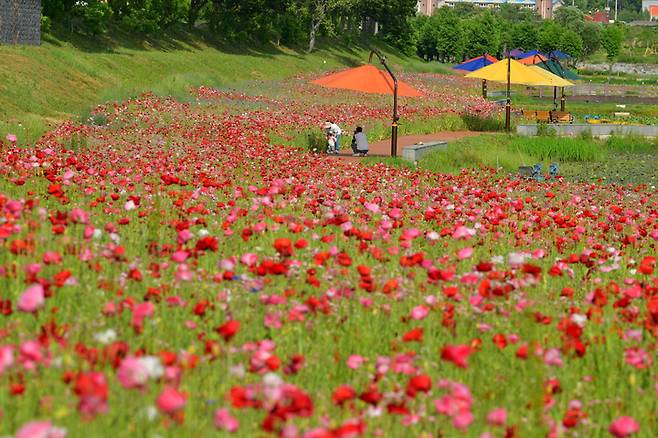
xmin=642 ymin=0 xmax=658 ymax=20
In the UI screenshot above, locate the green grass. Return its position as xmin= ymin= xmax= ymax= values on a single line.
xmin=0 ymin=29 xmax=420 ymax=144
xmin=363 ymin=133 xmax=657 ymax=182
xmin=509 ymin=92 xmax=658 ymax=125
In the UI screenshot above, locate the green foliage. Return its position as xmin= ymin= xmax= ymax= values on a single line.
xmin=538 ymin=21 xmax=563 ymax=54
xmin=460 ymin=114 xmax=506 ymax=132
xmin=410 ymin=5 xmax=593 ymax=62
xmin=581 ymin=22 xmax=602 ymax=56
xmin=554 ymin=7 xmax=585 ymax=35
xmin=560 ymin=30 xmax=584 ymax=59
xmin=536 ymin=123 xmax=556 ymax=137
xmin=41 ymin=0 xmax=418 ymax=52
xmin=601 ymin=25 xmax=625 ymax=61
xmin=511 ymin=22 xmax=540 ymax=52
xmin=305 ymin=130 xmax=328 ymax=153
xmin=40 ymin=15 xmax=52 ymax=34
xmin=510 ymin=137 xmax=604 ymax=162
xmin=463 ymin=11 xmax=501 ymax=58
xmin=74 ymin=1 xmax=114 ymax=36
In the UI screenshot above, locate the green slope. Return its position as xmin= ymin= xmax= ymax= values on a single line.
xmin=0 ymin=31 xmax=440 ymax=144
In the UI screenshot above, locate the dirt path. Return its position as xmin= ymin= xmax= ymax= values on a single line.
xmin=328 ymin=131 xmax=485 ymax=162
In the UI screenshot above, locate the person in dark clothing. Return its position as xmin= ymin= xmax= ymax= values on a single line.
xmin=350 ymin=126 xmax=369 ymax=156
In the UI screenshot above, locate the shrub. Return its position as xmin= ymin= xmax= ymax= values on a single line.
xmin=40 ymin=15 xmax=52 ymax=34
xmin=461 ymin=114 xmax=505 ymax=132
xmin=536 ymin=123 xmax=556 ymax=137
xmin=306 ymin=130 xmax=327 ymax=154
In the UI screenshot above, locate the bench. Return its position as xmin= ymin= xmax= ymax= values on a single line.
xmin=536 ymin=110 xmax=551 ymax=123
xmin=522 ymin=110 xmax=537 ymax=120
xmin=550 ymin=111 xmax=574 ymax=124
xmin=401 ymin=141 xmax=448 ymax=162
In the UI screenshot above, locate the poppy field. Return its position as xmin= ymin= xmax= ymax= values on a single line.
xmin=0 ymin=72 xmax=657 ymax=438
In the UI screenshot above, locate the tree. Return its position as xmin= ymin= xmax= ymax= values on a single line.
xmin=498 ymin=4 xmax=538 ymax=23
xmin=462 ymin=11 xmax=500 ymax=58
xmin=188 ymin=0 xmax=210 ymax=28
xmin=559 ymin=30 xmax=584 ymax=58
xmin=581 ymin=22 xmax=601 ymax=55
xmin=433 ymin=8 xmax=464 ymax=62
xmin=414 ymin=16 xmax=438 ymax=60
xmin=304 ymin=0 xmax=349 ymax=52
xmin=554 ymin=7 xmax=585 ymax=35
xmin=511 ymin=22 xmax=539 ymax=51
xmin=600 ymin=25 xmax=625 ymax=60
xmin=538 ymin=21 xmax=563 ymax=53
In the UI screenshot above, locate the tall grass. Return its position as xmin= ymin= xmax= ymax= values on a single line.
xmin=605 ymin=133 xmax=658 ymax=153
xmin=509 ymin=137 xmax=605 ymax=162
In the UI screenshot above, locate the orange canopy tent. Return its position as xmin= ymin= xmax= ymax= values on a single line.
xmin=312 ymin=64 xmax=423 ymax=97
xmin=312 ymin=51 xmax=423 ymax=156
xmin=518 ymin=54 xmax=548 ymax=65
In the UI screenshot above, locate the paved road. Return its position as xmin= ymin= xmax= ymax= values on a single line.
xmin=327 ymin=131 xmax=485 ymax=162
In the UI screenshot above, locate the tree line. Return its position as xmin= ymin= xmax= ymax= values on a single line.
xmin=412 ymin=5 xmax=632 ymax=63
xmin=41 ymin=0 xmax=418 ymax=52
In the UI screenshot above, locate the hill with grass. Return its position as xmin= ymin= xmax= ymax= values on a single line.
xmin=0 ymin=30 xmax=443 ymax=144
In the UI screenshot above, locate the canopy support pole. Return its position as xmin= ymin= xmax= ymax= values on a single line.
xmin=544 ymin=55 xmax=568 ymax=112
xmin=369 ymin=49 xmax=398 ymax=157
xmin=553 ymin=86 xmax=557 ymax=110
xmin=505 ymin=52 xmax=511 ymax=132
xmin=482 ymin=53 xmax=488 ymax=99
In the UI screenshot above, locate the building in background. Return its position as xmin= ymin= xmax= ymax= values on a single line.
xmin=0 ymin=0 xmax=41 ymax=45
xmin=417 ymin=0 xmax=561 ymax=18
xmin=642 ymin=0 xmax=658 ymax=20
xmin=584 ymin=10 xmax=610 ymax=23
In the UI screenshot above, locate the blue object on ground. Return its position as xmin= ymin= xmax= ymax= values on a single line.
xmin=549 ymin=163 xmax=559 ymax=177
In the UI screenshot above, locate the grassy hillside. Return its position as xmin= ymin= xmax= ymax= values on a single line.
xmin=0 ymin=29 xmax=443 ymax=144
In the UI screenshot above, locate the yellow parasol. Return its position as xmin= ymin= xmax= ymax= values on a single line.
xmin=527 ymin=66 xmax=574 ymax=87
xmin=465 ymin=58 xmax=556 ymax=86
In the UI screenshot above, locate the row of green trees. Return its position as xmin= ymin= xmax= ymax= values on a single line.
xmin=42 ymin=0 xmax=418 ymax=52
xmin=413 ymin=5 xmax=629 ymax=62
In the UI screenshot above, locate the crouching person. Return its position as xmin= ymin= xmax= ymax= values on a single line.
xmin=351 ymin=126 xmax=369 ymax=156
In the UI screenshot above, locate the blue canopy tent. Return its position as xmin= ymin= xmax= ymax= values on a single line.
xmin=453 ymin=54 xmax=498 ymax=72
xmin=509 ymin=48 xmax=525 ymax=59
xmin=518 ymin=50 xmax=546 ymax=59
xmin=549 ymin=50 xmax=571 ymax=60
xmin=453 ymin=54 xmax=498 ymax=98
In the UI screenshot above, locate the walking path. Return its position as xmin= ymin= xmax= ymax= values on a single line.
xmin=328 ymin=131 xmax=485 ymax=162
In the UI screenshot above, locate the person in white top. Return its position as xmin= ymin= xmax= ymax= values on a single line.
xmin=351 ymin=126 xmax=369 ymax=156
xmin=323 ymin=121 xmax=342 ymax=154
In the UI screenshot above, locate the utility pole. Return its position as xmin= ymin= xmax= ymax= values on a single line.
xmin=615 ymin=0 xmax=617 ymax=23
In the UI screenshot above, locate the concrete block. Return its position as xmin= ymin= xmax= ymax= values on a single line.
xmin=402 ymin=141 xmax=448 ymax=162
xmin=517 ymin=124 xmax=658 ymax=138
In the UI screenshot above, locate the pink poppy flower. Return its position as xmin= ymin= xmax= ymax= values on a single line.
xmin=410 ymin=305 xmax=429 ymax=320
xmin=457 ymin=247 xmax=474 ymax=260
xmin=0 ymin=346 xmax=14 ymax=374
xmin=609 ymin=416 xmax=639 ymax=437
xmin=15 ymin=421 xmax=66 ymax=438
xmin=117 ymin=356 xmax=149 ymax=389
xmin=487 ymin=407 xmax=507 ymax=426
xmin=17 ymin=284 xmax=45 ymax=313
xmin=156 ymin=387 xmax=186 ymax=414
xmin=346 ymin=355 xmax=366 ymax=369
xmin=214 ymin=408 xmax=239 ymax=432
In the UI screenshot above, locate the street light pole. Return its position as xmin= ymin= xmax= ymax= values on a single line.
xmin=615 ymin=0 xmax=618 ymax=22
xmin=369 ymin=49 xmax=399 ymax=157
